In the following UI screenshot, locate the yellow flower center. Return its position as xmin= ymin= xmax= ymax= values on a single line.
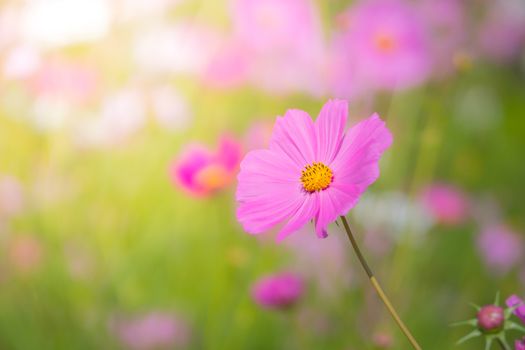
xmin=195 ymin=164 xmax=230 ymax=190
xmin=300 ymin=162 xmax=333 ymax=193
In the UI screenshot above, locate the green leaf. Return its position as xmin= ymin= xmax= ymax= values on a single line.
xmin=457 ymin=329 xmax=482 ymax=345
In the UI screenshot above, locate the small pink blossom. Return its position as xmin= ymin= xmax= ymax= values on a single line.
xmin=331 ymin=0 xmax=431 ymax=94
xmin=170 ymin=136 xmax=242 ymax=197
xmin=202 ymin=41 xmax=250 ymax=89
xmin=477 ymin=225 xmax=523 ymax=275
xmin=251 ymin=272 xmax=304 ymax=310
xmin=506 ymin=295 xmax=525 ymax=324
xmin=420 ymin=183 xmax=469 ymax=226
xmin=110 ymin=312 xmax=191 ymax=350
xmin=236 ymin=99 xmax=392 ymax=241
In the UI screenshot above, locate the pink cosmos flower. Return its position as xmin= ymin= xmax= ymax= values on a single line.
xmin=251 ymin=272 xmax=304 ymax=310
xmin=517 ymin=337 xmax=525 ymax=350
xmin=331 ymin=0 xmax=431 ymax=93
xmin=170 ymin=136 xmax=242 ymax=197
xmin=506 ymin=295 xmax=525 ymax=324
xmin=0 ymin=176 xmax=24 ymax=218
xmin=420 ymin=183 xmax=469 ymax=226
xmin=110 ymin=312 xmax=191 ymax=350
xmin=477 ymin=225 xmax=524 ymax=275
xmin=236 ymin=99 xmax=392 ymax=241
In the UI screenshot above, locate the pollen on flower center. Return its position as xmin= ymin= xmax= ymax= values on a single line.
xmin=300 ymin=162 xmax=333 ymax=193
xmin=374 ymin=32 xmax=397 ymax=53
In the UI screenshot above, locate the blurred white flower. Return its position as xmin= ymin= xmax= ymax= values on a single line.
xmin=151 ymin=86 xmax=192 ymax=132
xmin=21 ymin=0 xmax=111 ymax=47
xmin=75 ymin=88 xmax=146 ymax=147
xmin=352 ymin=191 xmax=434 ymax=241
xmin=2 ymin=45 xmax=41 ymax=79
xmin=32 ymin=96 xmax=73 ymax=131
xmin=133 ymin=22 xmax=222 ymax=76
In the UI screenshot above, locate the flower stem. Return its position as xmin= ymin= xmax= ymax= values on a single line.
xmin=340 ymin=216 xmax=422 ymax=350
xmin=497 ymin=338 xmax=511 ymax=350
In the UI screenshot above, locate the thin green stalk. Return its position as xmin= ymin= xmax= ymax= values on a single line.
xmin=340 ymin=216 xmax=422 ymax=350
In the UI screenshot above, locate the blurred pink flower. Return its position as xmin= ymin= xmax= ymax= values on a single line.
xmin=416 ymin=0 xmax=467 ymax=75
xmin=251 ymin=272 xmax=304 ymax=310
xmin=236 ymin=100 xmax=392 ymax=241
xmin=478 ymin=0 xmax=525 ymax=63
xmin=331 ymin=0 xmax=431 ymax=94
xmin=230 ymin=0 xmax=326 ymax=96
xmin=517 ymin=337 xmax=525 ymax=350
xmin=8 ymin=235 xmax=43 ymax=274
xmin=170 ymin=136 xmax=242 ymax=197
xmin=111 ymin=312 xmax=191 ymax=350
xmin=477 ymin=225 xmax=523 ymax=275
xmin=506 ymin=295 xmax=525 ymax=324
xmin=0 ymin=176 xmax=24 ymax=218
xmin=420 ymin=183 xmax=469 ymax=226
xmin=28 ymin=60 xmax=99 ymax=103
xmin=372 ymin=331 xmax=393 ymax=348
xmin=202 ymin=41 xmax=250 ymax=89
xmin=243 ymin=121 xmax=273 ymax=151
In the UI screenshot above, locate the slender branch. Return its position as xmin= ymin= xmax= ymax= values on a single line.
xmin=340 ymin=216 xmax=422 ymax=350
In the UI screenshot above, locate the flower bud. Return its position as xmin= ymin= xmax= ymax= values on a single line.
xmin=477 ymin=305 xmax=504 ymax=333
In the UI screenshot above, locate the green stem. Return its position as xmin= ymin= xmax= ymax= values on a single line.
xmin=340 ymin=216 xmax=422 ymax=350
xmin=497 ymin=338 xmax=511 ymax=350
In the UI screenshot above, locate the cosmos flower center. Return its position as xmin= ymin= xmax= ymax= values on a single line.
xmin=300 ymin=162 xmax=333 ymax=193
xmin=374 ymin=32 xmax=397 ymax=53
xmin=195 ymin=164 xmax=230 ymax=190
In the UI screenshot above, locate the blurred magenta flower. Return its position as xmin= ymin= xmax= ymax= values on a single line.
xmin=506 ymin=295 xmax=525 ymax=324
xmin=7 ymin=235 xmax=43 ymax=274
xmin=420 ymin=183 xmax=469 ymax=226
xmin=477 ymin=0 xmax=525 ymax=63
xmin=477 ymin=305 xmax=505 ymax=332
xmin=236 ymin=99 xmax=392 ymax=241
xmin=251 ymin=272 xmax=304 ymax=310
xmin=331 ymin=0 xmax=430 ymax=94
xmin=477 ymin=225 xmax=524 ymax=275
xmin=517 ymin=337 xmax=525 ymax=350
xmin=111 ymin=312 xmax=191 ymax=350
xmin=170 ymin=136 xmax=242 ymax=197
xmin=0 ymin=175 xmax=24 ymax=218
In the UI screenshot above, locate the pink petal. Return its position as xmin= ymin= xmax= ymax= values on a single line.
xmin=276 ymin=195 xmax=319 ymax=242
xmin=216 ymin=135 xmax=243 ymax=171
xmin=169 ymin=145 xmax=213 ymax=195
xmin=269 ymin=109 xmax=316 ymax=168
xmin=236 ymin=149 xmax=303 ymax=234
xmin=315 ymin=99 xmax=348 ymax=164
xmin=314 ymin=186 xmax=360 ymax=238
xmin=331 ymin=113 xmax=392 ymax=190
